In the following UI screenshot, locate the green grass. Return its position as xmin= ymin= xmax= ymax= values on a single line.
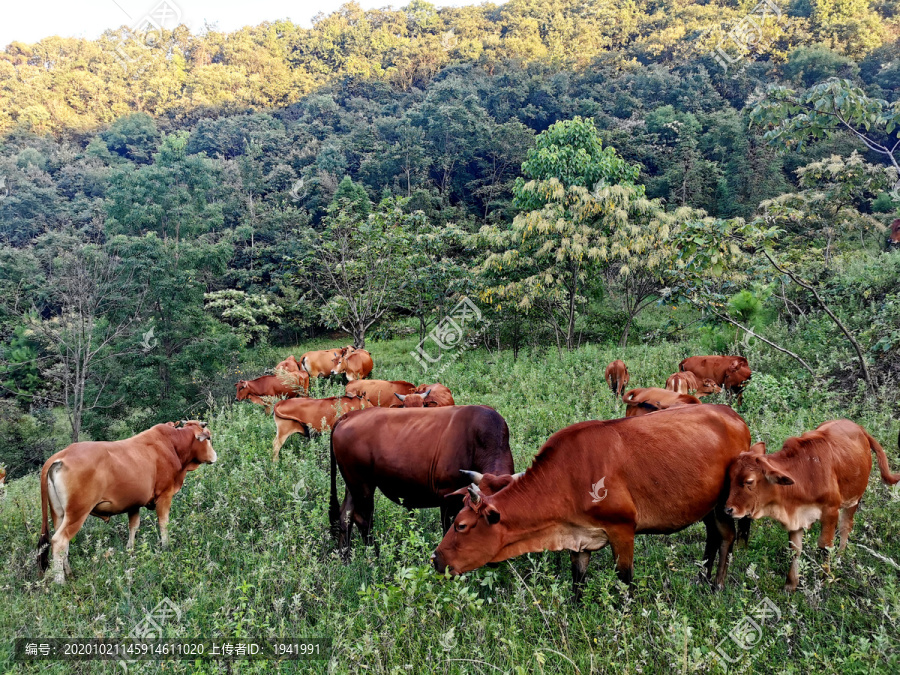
xmin=1 ymin=336 xmax=900 ymax=674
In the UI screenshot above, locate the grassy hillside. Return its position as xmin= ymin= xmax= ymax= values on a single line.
xmin=2 ymin=336 xmax=899 ymax=673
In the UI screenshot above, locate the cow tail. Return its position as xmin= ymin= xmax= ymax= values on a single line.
xmin=329 ymin=423 xmax=341 ymax=541
xmin=37 ymin=464 xmax=51 ymax=574
xmin=868 ymin=431 xmax=900 ymax=485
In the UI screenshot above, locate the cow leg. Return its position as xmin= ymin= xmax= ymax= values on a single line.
xmin=570 ymin=551 xmax=592 ymax=601
xmin=736 ymin=517 xmax=752 ymax=548
xmin=126 ymin=509 xmax=140 ymax=550
xmin=712 ymin=507 xmax=737 ymax=590
xmin=837 ymin=503 xmax=860 ymax=551
xmin=785 ymin=529 xmax=804 ymax=592
xmin=817 ymin=508 xmax=839 ymax=573
xmin=352 ymin=491 xmax=377 ymax=554
xmin=338 ymin=492 xmax=356 ymax=561
xmin=156 ymin=495 xmax=174 ymax=548
xmin=440 ymin=494 xmax=464 ymax=534
xmin=700 ymin=512 xmax=722 ymax=585
xmin=51 ymin=509 xmax=90 ymax=584
xmin=608 ymin=527 xmax=636 ymax=587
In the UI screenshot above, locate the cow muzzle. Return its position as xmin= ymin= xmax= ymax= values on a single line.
xmin=431 ymin=551 xmax=452 ymax=575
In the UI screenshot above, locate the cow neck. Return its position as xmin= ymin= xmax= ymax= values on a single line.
xmin=158 ymin=425 xmax=197 ymax=470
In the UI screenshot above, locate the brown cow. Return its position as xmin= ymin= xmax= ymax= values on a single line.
xmin=235 ymin=374 xmax=308 ymax=413
xmin=432 ymin=405 xmax=751 ymax=597
xmin=300 ymin=349 xmax=345 ymax=379
xmin=331 ymin=348 xmax=374 ymax=381
xmin=271 ymin=395 xmax=368 ymax=461
xmin=346 ymin=380 xmax=415 ymax=407
xmin=330 ymin=405 xmax=514 ymax=557
xmin=275 ymin=355 xmax=302 ymax=374
xmin=0 ymin=466 xmax=6 ymax=485
xmin=679 ymin=355 xmax=751 ymax=403
xmin=665 ymin=371 xmax=722 ymax=398
xmin=37 ymin=420 xmax=217 ymax=584
xmin=394 ymin=388 xmax=433 ymax=407
xmin=623 ymin=387 xmax=701 ymax=417
xmin=413 ymin=382 xmax=455 ymax=407
xmin=725 ymin=421 xmax=900 ymax=591
xmin=604 ymin=360 xmax=630 ymax=398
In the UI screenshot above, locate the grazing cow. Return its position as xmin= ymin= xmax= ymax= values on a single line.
xmin=725 ymin=421 xmax=900 ymax=591
xmin=888 ymin=219 xmax=900 ymax=249
xmin=300 ymin=349 xmax=345 ymax=379
xmin=235 ymin=374 xmax=308 ymax=412
xmin=271 ymin=395 xmax=368 ymax=461
xmin=275 ymin=355 xmax=302 ymax=375
xmin=665 ymin=371 xmax=722 ymax=398
xmin=37 ymin=420 xmax=217 ymax=584
xmin=346 ymin=380 xmax=416 ymax=407
xmin=413 ymin=382 xmax=455 ymax=407
xmin=331 ymin=348 xmax=374 ymax=381
xmin=679 ymin=356 xmax=751 ymax=404
xmin=330 ymin=405 xmax=514 ymax=557
xmin=432 ymin=405 xmax=751 ymax=597
xmin=623 ymin=387 xmax=701 ymax=417
xmin=604 ymin=360 xmax=630 ymax=398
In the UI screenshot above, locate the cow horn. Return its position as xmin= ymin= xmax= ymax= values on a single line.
xmin=459 ymin=469 xmax=484 ymax=485
xmin=423 ymin=388 xmax=433 ymax=398
xmin=512 ymin=472 xmax=525 ymax=480
xmin=395 ymin=393 xmax=406 ymax=401
xmin=467 ymin=484 xmax=482 ymax=505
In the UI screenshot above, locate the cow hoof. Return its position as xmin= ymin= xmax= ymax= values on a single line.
xmin=782 ymin=583 xmax=798 ymax=593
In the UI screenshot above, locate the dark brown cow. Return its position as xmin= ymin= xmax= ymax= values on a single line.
xmin=300 ymin=349 xmax=345 ymax=379
xmin=37 ymin=420 xmax=217 ymax=584
xmin=623 ymin=387 xmax=701 ymax=417
xmin=680 ymin=355 xmax=751 ymax=403
xmin=725 ymin=421 xmax=900 ymax=591
xmin=665 ymin=371 xmax=722 ymax=398
xmin=605 ymin=360 xmax=630 ymax=398
xmin=331 ymin=348 xmax=374 ymax=381
xmin=414 ymin=382 xmax=455 ymax=407
xmin=235 ymin=374 xmax=308 ymax=412
xmin=432 ymin=405 xmax=751 ymax=597
xmin=346 ymin=380 xmax=416 ymax=407
xmin=271 ymin=395 xmax=368 ymax=461
xmin=330 ymin=405 xmax=514 ymax=557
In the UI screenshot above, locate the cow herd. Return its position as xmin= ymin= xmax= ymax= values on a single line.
xmin=35 ymin=348 xmax=900 ymax=602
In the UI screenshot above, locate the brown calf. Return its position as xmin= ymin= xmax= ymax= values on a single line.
xmin=680 ymin=355 xmax=751 ymax=403
xmin=235 ymin=374 xmax=308 ymax=413
xmin=271 ymin=395 xmax=368 ymax=461
xmin=37 ymin=421 xmax=217 ymax=584
xmin=665 ymin=371 xmax=722 ymax=398
xmin=604 ymin=360 xmax=630 ymax=397
xmin=346 ymin=380 xmax=416 ymax=407
xmin=725 ymin=420 xmax=900 ymax=591
xmin=331 ymin=349 xmax=374 ymax=381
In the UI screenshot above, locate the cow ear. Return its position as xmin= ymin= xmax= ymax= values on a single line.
xmin=446 ymin=486 xmax=470 ymax=498
xmin=195 ymin=431 xmax=211 ymax=442
xmin=748 ymin=442 xmax=766 ymax=456
xmin=484 ymin=504 xmax=501 ymax=525
xmin=758 ymin=456 xmax=794 ymax=485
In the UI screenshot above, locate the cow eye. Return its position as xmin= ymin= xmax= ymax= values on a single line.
xmin=455 ymin=522 xmax=468 ymax=532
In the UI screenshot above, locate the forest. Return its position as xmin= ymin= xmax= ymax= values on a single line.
xmin=2 ymin=0 xmax=900 ymax=672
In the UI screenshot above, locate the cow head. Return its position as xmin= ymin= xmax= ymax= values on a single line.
xmin=330 ymin=351 xmax=346 ymax=376
xmin=395 ymin=389 xmax=431 ymax=408
xmin=433 ymin=484 xmax=506 ymax=575
xmin=697 ymin=378 xmax=722 ymax=395
xmin=235 ymin=380 xmax=250 ymax=400
xmin=725 ymin=442 xmax=794 ymax=519
xmin=177 ymin=420 xmax=217 ymax=469
xmin=724 ymin=361 xmax=752 ymax=391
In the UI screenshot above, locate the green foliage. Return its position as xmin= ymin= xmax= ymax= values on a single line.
xmin=204 ymin=290 xmax=283 ymax=346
